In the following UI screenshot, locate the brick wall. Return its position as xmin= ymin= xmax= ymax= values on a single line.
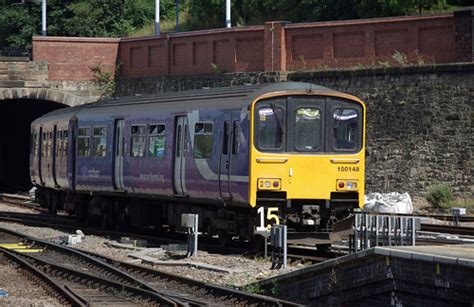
xmin=32 ymin=37 xmax=120 ymax=81
xmin=119 ymin=27 xmax=265 ymax=77
xmin=284 ymin=14 xmax=456 ymax=70
xmin=32 ymin=9 xmax=473 ymax=81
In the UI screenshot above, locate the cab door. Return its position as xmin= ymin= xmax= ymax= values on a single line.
xmin=113 ymin=119 xmax=125 ymax=191
xmin=174 ymin=116 xmax=188 ymax=195
xmin=219 ymin=111 xmax=232 ymax=200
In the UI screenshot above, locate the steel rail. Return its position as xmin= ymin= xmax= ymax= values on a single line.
xmin=5 ymin=248 xmax=182 ymax=306
xmin=1 ymin=226 xmax=299 ymax=306
xmin=0 ymin=247 xmax=87 ymax=307
xmin=74 ymin=248 xmax=300 ymax=306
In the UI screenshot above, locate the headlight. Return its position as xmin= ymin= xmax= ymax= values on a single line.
xmin=258 ymin=178 xmax=281 ymax=190
xmin=336 ymin=179 xmax=358 ymax=191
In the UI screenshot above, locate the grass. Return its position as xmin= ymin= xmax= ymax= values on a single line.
xmin=130 ymin=10 xmax=191 ymax=37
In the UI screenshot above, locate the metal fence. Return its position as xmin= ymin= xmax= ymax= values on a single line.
xmin=349 ymin=213 xmax=420 ymax=253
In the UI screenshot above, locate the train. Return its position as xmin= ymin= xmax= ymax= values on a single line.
xmin=30 ymin=82 xmax=366 ymax=245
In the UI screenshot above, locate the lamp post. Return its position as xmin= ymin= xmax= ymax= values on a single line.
xmin=155 ymin=0 xmax=160 ymax=36
xmin=225 ymin=0 xmax=231 ymax=28
xmin=42 ymin=0 xmax=47 ymax=36
xmin=175 ymin=0 xmax=179 ymax=32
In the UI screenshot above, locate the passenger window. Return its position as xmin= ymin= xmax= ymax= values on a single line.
xmin=294 ymin=107 xmax=321 ymax=151
xmin=193 ymin=122 xmax=213 ymax=159
xmin=131 ymin=125 xmax=146 ymax=158
xmin=56 ymin=131 xmax=62 ymax=157
xmin=149 ymin=124 xmax=166 ymax=158
xmin=42 ymin=132 xmax=47 ymax=157
xmin=63 ymin=130 xmax=68 ymax=157
xmin=92 ymin=127 xmax=107 ymax=157
xmin=32 ymin=133 xmax=38 ymax=157
xmin=333 ymin=108 xmax=358 ymax=151
xmin=232 ymin=121 xmax=239 ymax=155
xmin=78 ymin=127 xmax=91 ymax=157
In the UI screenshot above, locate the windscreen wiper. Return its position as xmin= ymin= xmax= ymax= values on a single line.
xmin=270 ymin=102 xmax=284 ymax=136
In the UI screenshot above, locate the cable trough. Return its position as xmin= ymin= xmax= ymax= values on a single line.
xmin=0 ymin=227 xmax=299 ymax=306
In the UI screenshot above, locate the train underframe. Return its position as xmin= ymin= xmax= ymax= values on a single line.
xmin=35 ymin=187 xmax=358 ymax=246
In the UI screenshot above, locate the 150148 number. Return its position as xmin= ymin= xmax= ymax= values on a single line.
xmin=256 ymin=207 xmax=280 ymax=231
xmin=337 ymin=166 xmax=360 ymax=172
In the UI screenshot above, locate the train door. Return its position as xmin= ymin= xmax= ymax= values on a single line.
xmin=38 ymin=127 xmax=44 ymax=185
xmin=219 ymin=112 xmax=232 ymax=200
xmin=174 ymin=116 xmax=188 ymax=195
xmin=113 ymin=119 xmax=125 ymax=190
xmin=52 ymin=125 xmax=59 ymax=187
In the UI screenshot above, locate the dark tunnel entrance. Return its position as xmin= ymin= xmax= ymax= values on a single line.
xmin=0 ymin=99 xmax=67 ymax=193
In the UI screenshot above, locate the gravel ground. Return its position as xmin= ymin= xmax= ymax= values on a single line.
xmin=0 ymin=255 xmax=63 ymax=306
xmin=0 ymin=201 xmax=304 ymax=290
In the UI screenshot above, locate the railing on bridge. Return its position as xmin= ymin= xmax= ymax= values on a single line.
xmin=349 ymin=213 xmax=421 ymax=253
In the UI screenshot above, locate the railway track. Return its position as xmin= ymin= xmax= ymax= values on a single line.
xmin=0 ymin=193 xmax=42 ymax=212
xmin=0 ymin=227 xmax=299 ymax=306
xmin=0 ymin=210 xmax=336 ymax=263
xmin=419 ymin=224 xmax=474 ymax=236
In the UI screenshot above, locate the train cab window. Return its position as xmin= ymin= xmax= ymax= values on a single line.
xmin=294 ymin=107 xmax=321 ymax=151
xmin=131 ymin=125 xmax=146 ymax=158
xmin=56 ymin=131 xmax=63 ymax=157
xmin=92 ymin=127 xmax=107 ymax=157
xmin=256 ymin=106 xmax=284 ymax=151
xmin=78 ymin=127 xmax=91 ymax=157
xmin=193 ymin=122 xmax=213 ymax=159
xmin=149 ymin=124 xmax=166 ymax=158
xmin=332 ymin=108 xmax=358 ymax=151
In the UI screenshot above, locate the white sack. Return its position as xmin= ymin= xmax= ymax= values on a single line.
xmin=363 ymin=192 xmax=413 ymax=214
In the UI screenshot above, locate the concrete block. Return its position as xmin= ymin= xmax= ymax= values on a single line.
xmin=408 ymin=251 xmax=434 ymax=263
xmin=389 ymin=249 xmax=413 ymax=260
xmin=374 ymin=247 xmax=391 ymax=256
xmin=433 ymin=255 xmax=458 ymax=265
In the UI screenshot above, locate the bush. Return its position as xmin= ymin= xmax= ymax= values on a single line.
xmin=425 ymin=185 xmax=454 ymax=208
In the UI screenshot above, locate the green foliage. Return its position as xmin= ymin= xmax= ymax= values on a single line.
xmin=242 ymin=283 xmax=265 ymax=294
xmin=90 ymin=61 xmax=122 ymax=98
xmin=425 ymin=185 xmax=454 ymax=208
xmin=392 ymin=50 xmax=409 ymax=66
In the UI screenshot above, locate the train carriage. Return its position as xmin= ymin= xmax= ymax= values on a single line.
xmin=30 ymin=82 xmax=365 ymax=243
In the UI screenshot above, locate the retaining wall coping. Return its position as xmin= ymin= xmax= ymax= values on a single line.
xmin=289 ymin=62 xmax=474 ymax=80
xmin=0 ymin=57 xmax=29 ymax=62
xmin=33 ymin=36 xmax=121 ymax=43
xmin=120 ymin=25 xmax=264 ymax=42
xmin=285 ymin=12 xmax=453 ymax=29
xmin=374 ymin=246 xmax=474 ymax=267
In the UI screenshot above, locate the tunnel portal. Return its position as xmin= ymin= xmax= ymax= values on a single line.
xmin=0 ymin=99 xmax=67 ymax=192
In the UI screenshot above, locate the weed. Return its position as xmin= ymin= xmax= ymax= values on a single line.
xmin=378 ymin=60 xmax=391 ymax=68
xmin=425 ymin=184 xmax=454 ymax=208
xmin=90 ymin=61 xmax=122 ymax=98
xmin=392 ymin=50 xmax=408 ymax=66
xmin=243 ymin=283 xmax=265 ymax=295
xmin=299 ymin=55 xmax=307 ymax=71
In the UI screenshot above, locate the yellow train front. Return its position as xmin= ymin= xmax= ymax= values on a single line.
xmin=248 ymin=85 xmax=365 ymax=237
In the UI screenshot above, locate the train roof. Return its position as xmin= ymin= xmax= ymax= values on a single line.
xmin=89 ymin=82 xmax=335 ymax=109
xmin=32 ymin=82 xmax=347 ymax=126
